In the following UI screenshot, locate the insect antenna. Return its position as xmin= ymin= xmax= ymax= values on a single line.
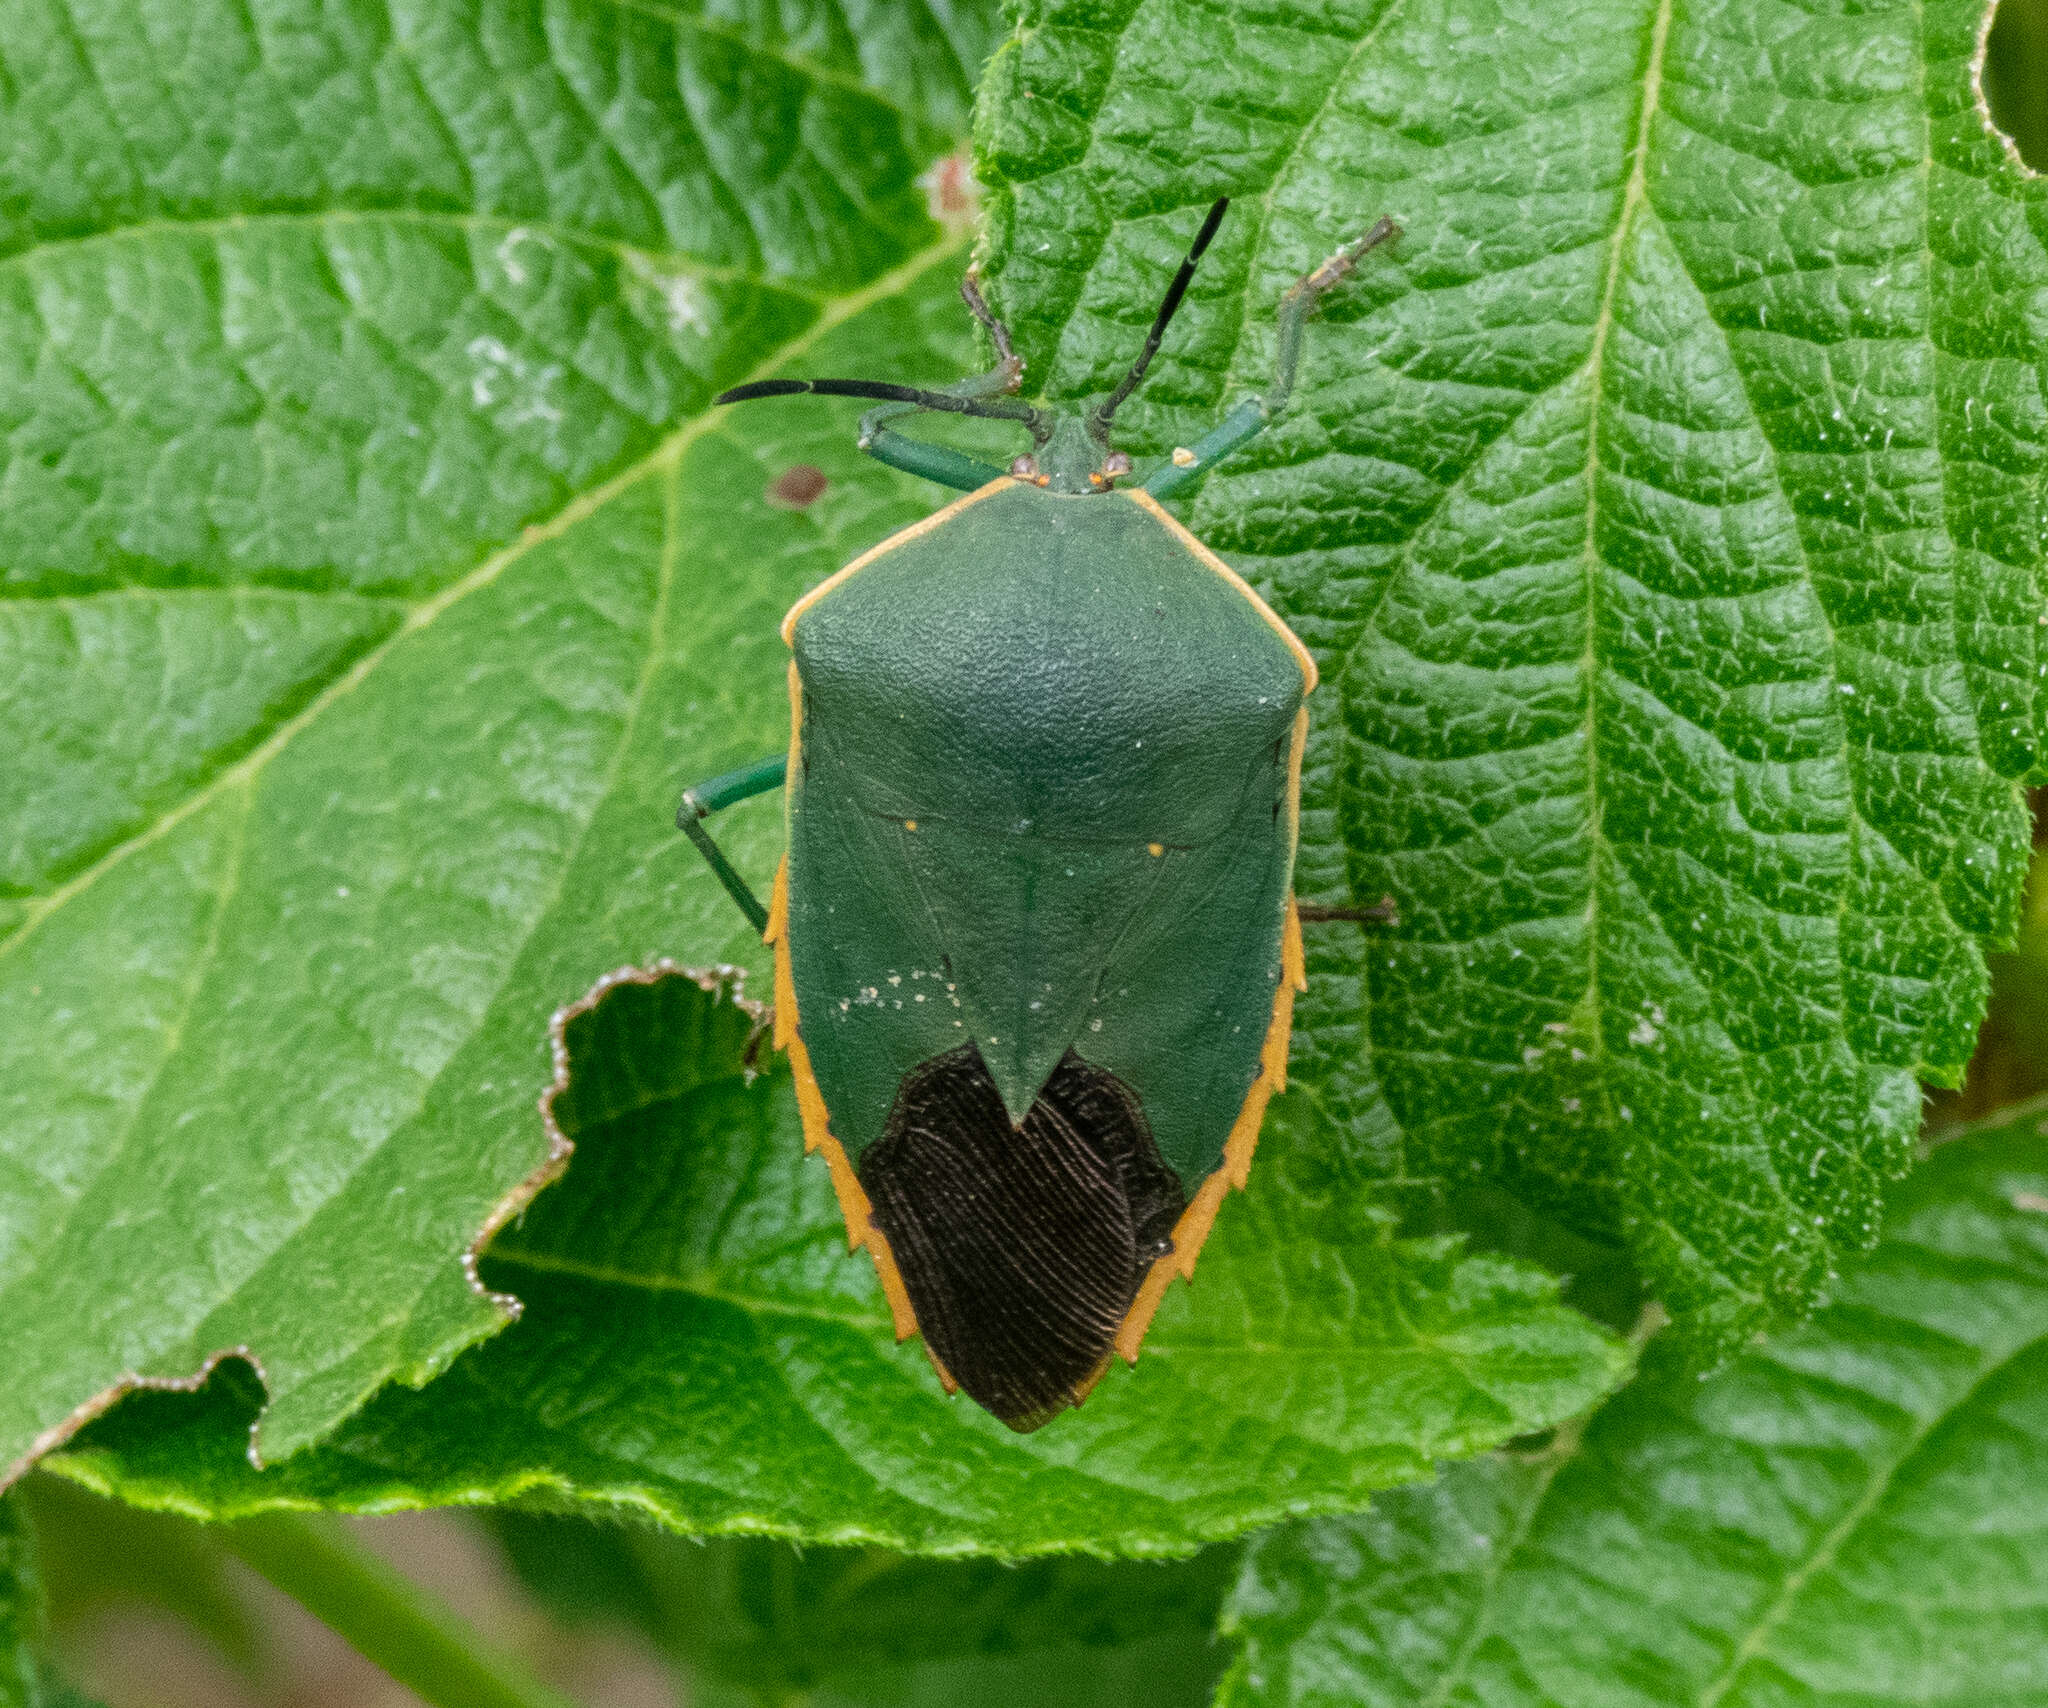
xmin=1088 ymin=197 xmax=1230 ymax=441
xmin=716 ymin=378 xmax=1043 ymax=429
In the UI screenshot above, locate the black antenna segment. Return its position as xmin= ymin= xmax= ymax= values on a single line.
xmin=716 ymin=378 xmax=1043 ymax=429
xmin=1090 ymin=197 xmax=1230 ymax=438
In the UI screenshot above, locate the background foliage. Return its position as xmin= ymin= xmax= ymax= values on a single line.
xmin=4 ymin=0 xmax=2048 ymax=1703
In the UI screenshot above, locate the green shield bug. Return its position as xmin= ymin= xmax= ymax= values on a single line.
xmin=679 ymin=200 xmax=1398 ymax=1431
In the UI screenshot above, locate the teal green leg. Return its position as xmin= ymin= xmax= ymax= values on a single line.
xmin=857 ymin=360 xmax=1021 ymax=491
xmin=1145 ymin=215 xmax=1399 ymax=500
xmin=858 ymin=427 xmax=1009 ymax=491
xmin=1142 ymin=399 xmax=1267 ymax=500
xmin=856 ymin=271 xmax=1029 ymax=493
xmin=676 ymin=754 xmax=787 ymax=934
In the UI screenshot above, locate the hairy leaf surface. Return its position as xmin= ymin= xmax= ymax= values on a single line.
xmin=43 ymin=971 xmax=1625 ymax=1553
xmin=0 ymin=0 xmax=996 ymax=1478
xmin=973 ymin=0 xmax=2048 ymax=1348
xmin=1218 ymin=1113 xmax=2048 ymax=1707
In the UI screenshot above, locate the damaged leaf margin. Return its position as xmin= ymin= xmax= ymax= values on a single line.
xmin=0 ymin=0 xmax=1000 ymax=1485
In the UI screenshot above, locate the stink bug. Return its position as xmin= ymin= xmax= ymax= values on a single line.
xmin=679 ymin=200 xmax=1398 ymax=1430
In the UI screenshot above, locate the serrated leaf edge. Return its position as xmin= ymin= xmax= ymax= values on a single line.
xmin=0 ymin=228 xmax=970 ymax=1493
xmin=515 ymin=957 xmax=773 ymax=1329
xmin=1973 ymin=0 xmax=2045 ymax=179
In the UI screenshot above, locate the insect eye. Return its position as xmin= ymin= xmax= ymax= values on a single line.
xmin=1103 ymin=451 xmax=1133 ymax=478
xmin=1009 ymin=454 xmax=1040 ymax=479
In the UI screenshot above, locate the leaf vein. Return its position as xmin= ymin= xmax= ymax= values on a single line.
xmin=0 ymin=229 xmax=968 ymax=961
xmin=0 ymin=206 xmax=819 ymax=300
xmin=1693 ymin=1325 xmax=2048 ymax=1707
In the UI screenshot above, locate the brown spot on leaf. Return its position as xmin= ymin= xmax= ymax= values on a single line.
xmin=768 ymin=464 xmax=830 ymax=509
xmin=917 ymin=148 xmax=980 ymax=225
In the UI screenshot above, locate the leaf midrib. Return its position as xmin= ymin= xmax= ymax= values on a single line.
xmin=1357 ymin=2 xmax=1970 ymax=1203
xmin=1393 ymin=1271 xmax=2048 ymax=1708
xmin=1573 ymin=0 xmax=1675 ymax=1129
xmin=0 ymin=228 xmax=970 ymax=964
xmin=483 ymin=1243 xmax=893 ymax=1331
xmin=1417 ymin=1448 xmax=1580 ymax=1708
xmin=1693 ymin=1316 xmax=2048 ymax=1707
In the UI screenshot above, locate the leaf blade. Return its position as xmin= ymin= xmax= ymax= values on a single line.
xmin=43 ymin=963 xmax=1628 ymax=1554
xmin=0 ymin=0 xmax=993 ymax=1479
xmin=1219 ymin=1110 xmax=2048 ymax=1707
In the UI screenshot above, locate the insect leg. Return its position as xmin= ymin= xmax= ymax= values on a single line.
xmin=1266 ymin=215 xmax=1399 ymax=417
xmin=719 ymin=278 xmax=1041 ymax=494
xmin=853 ymin=301 xmax=1032 ymax=491
xmin=1141 ymin=397 xmax=1267 ymax=499
xmin=1297 ymin=895 xmax=1399 ymax=926
xmin=960 ymin=269 xmax=1023 ymax=381
xmin=1142 ymin=216 xmax=1399 ymax=501
xmin=856 ymin=414 xmax=1011 ymax=492
xmin=676 ymin=754 xmax=788 ymax=934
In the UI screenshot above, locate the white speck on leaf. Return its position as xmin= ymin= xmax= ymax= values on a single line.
xmin=627 ymin=254 xmax=715 ymax=337
xmin=495 ymin=226 xmax=538 ymax=285
xmin=465 ymin=336 xmax=564 ymax=425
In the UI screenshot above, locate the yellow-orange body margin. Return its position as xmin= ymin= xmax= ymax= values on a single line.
xmin=766 ymin=485 xmax=1314 ymax=1399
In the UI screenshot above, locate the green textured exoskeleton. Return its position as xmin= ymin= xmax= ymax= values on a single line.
xmin=682 ymin=201 xmax=1397 ymax=1430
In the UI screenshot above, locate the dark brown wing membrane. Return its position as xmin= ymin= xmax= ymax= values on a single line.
xmin=857 ymin=1045 xmax=1185 ymax=1431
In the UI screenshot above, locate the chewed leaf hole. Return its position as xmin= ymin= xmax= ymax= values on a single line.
xmin=30 ymin=962 xmax=1627 ymax=1548
xmin=1982 ymin=0 xmax=2048 ymax=169
xmin=512 ymin=962 xmax=825 ymax=1295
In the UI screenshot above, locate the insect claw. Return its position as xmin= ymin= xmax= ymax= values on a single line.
xmin=741 ymin=1009 xmax=774 ymax=1079
xmin=1297 ymin=895 xmax=1400 ymax=927
xmin=1290 ymin=216 xmax=1401 ymax=310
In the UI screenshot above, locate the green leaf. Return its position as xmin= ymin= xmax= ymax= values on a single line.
xmin=43 ymin=969 xmax=1627 ymax=1553
xmin=0 ymin=1493 xmax=102 ymax=1708
xmin=0 ymin=0 xmax=996 ymax=1479
xmin=972 ymin=0 xmax=2048 ymax=1349
xmin=488 ymin=1513 xmax=1238 ymax=1707
xmin=1217 ymin=1112 xmax=2048 ymax=1707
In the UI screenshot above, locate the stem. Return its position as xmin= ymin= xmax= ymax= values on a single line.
xmin=219 ymin=1512 xmax=578 ymax=1708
